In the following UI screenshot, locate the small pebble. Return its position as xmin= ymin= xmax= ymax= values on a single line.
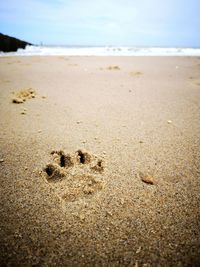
xmin=140 ymin=172 xmax=154 ymax=185
xmin=136 ymin=246 xmax=141 ymax=254
xmin=120 ymin=198 xmax=125 ymax=205
xmin=60 ymin=229 xmax=67 ymax=234
xmin=0 ymin=159 xmax=4 ymax=163
xmin=167 ymin=120 xmax=172 ymax=124
xmin=79 ymin=214 xmax=85 ymax=220
xmin=106 ymin=211 xmax=113 ymax=217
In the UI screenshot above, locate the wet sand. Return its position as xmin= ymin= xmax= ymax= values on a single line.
xmin=0 ymin=56 xmax=200 ymax=266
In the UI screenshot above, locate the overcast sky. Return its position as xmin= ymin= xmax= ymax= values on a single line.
xmin=0 ymin=0 xmax=200 ymax=47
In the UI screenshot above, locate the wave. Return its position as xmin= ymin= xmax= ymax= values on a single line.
xmin=1 ymin=45 xmax=200 ymax=56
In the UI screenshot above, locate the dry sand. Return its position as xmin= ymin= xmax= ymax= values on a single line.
xmin=0 ymin=56 xmax=200 ymax=266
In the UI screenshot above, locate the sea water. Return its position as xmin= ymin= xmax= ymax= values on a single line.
xmin=1 ymin=45 xmax=200 ymax=56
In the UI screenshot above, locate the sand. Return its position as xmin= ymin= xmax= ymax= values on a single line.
xmin=0 ymin=56 xmax=200 ymax=266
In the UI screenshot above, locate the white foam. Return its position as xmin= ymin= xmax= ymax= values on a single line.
xmin=1 ymin=45 xmax=200 ymax=56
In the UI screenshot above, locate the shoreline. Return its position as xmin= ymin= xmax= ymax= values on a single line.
xmin=1 ymin=45 xmax=200 ymax=57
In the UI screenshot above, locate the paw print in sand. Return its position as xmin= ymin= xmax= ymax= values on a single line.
xmin=43 ymin=150 xmax=105 ymax=203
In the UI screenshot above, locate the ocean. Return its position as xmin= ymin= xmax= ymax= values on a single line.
xmin=1 ymin=45 xmax=200 ymax=56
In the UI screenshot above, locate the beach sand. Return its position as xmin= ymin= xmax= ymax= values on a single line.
xmin=0 ymin=56 xmax=200 ymax=266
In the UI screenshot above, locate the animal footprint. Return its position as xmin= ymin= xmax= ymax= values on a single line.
xmin=43 ymin=150 xmax=105 ymax=203
xmin=12 ymin=88 xmax=36 ymax=103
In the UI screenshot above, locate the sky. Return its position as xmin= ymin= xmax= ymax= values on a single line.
xmin=0 ymin=0 xmax=200 ymax=47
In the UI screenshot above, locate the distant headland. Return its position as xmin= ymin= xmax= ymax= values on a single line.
xmin=0 ymin=33 xmax=32 ymax=52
